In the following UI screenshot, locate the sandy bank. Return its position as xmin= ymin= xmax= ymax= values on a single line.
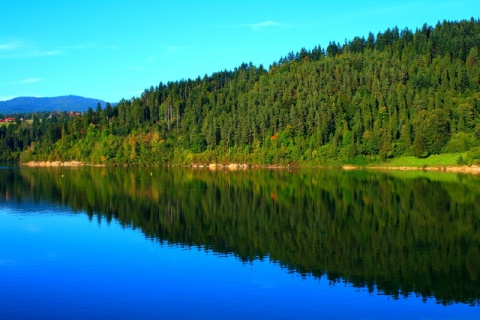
xmin=192 ymin=163 xmax=251 ymax=170
xmin=22 ymin=161 xmax=88 ymax=167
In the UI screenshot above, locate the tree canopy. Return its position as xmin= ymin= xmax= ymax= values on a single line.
xmin=2 ymin=18 xmax=480 ymax=166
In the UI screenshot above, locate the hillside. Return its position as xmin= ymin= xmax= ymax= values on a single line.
xmin=0 ymin=95 xmax=110 ymax=114
xmin=2 ymin=18 xmax=480 ymax=166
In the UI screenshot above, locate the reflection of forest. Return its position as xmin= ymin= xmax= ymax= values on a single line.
xmin=2 ymin=167 xmax=480 ymax=305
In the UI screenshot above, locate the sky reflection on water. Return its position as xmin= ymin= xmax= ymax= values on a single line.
xmin=1 ymin=204 xmax=478 ymax=320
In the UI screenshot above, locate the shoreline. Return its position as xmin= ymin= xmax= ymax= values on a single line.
xmin=19 ymin=160 xmax=480 ymax=173
xmin=22 ymin=161 xmax=101 ymax=167
xmin=350 ymin=164 xmax=480 ymax=174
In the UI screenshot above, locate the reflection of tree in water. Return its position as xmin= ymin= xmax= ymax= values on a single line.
xmin=2 ymin=167 xmax=480 ymax=305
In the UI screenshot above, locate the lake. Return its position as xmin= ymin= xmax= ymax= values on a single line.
xmin=1 ymin=166 xmax=479 ymax=319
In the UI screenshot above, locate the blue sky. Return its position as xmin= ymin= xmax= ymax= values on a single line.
xmin=1 ymin=0 xmax=479 ymax=103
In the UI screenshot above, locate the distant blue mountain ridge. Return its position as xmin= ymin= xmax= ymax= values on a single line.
xmin=0 ymin=95 xmax=113 ymax=114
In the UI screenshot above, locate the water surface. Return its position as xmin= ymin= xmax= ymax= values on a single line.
xmin=1 ymin=167 xmax=479 ymax=319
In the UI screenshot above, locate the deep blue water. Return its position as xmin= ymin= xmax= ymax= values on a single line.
xmin=0 ymin=206 xmax=476 ymax=320
xmin=1 ymin=167 xmax=479 ymax=319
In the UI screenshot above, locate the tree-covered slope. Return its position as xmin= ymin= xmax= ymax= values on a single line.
xmin=3 ymin=19 xmax=480 ymax=165
xmin=0 ymin=95 xmax=109 ymax=114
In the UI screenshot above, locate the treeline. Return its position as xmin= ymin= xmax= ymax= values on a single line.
xmin=3 ymin=18 xmax=480 ymax=165
xmin=3 ymin=167 xmax=479 ymax=304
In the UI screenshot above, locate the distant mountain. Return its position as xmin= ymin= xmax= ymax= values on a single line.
xmin=0 ymin=95 xmax=111 ymax=114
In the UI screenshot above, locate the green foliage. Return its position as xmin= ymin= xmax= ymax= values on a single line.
xmin=1 ymin=19 xmax=480 ymax=166
xmin=443 ymin=132 xmax=480 ymax=152
xmin=457 ymin=155 xmax=467 ymax=165
xmin=466 ymin=146 xmax=480 ymax=164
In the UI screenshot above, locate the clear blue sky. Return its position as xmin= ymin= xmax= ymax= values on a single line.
xmin=1 ymin=0 xmax=479 ymax=103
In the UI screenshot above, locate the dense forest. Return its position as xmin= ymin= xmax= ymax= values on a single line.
xmin=2 ymin=167 xmax=479 ymax=304
xmin=2 ymin=19 xmax=480 ymax=166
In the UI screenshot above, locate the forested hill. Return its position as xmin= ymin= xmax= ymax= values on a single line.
xmin=3 ymin=18 xmax=480 ymax=165
xmin=0 ymin=96 xmax=109 ymax=114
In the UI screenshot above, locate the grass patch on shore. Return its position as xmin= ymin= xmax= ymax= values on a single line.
xmin=377 ymin=153 xmax=467 ymax=167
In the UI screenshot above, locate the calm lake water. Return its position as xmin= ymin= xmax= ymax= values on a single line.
xmin=0 ymin=166 xmax=479 ymax=319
